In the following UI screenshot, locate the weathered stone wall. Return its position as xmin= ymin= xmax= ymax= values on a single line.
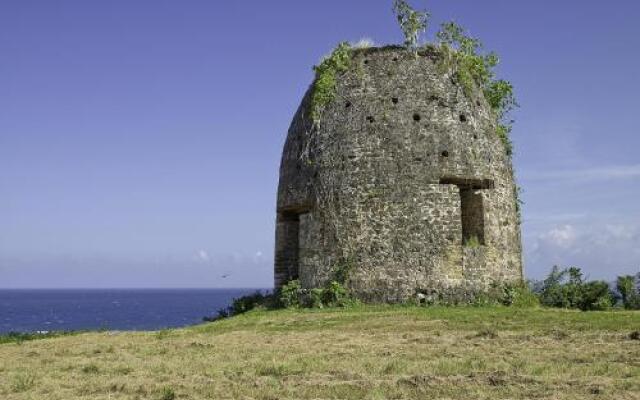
xmin=274 ymin=46 xmax=523 ymax=302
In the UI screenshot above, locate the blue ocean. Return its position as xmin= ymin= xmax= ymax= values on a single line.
xmin=0 ymin=289 xmax=266 ymax=334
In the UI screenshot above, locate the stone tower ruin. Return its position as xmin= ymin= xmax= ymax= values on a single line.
xmin=274 ymin=46 xmax=523 ymax=302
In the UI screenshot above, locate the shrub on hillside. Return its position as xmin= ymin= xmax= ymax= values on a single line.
xmin=500 ymin=283 xmax=540 ymax=308
xmin=229 ymin=291 xmax=272 ymax=315
xmin=413 ymin=282 xmax=538 ymax=307
xmin=538 ymin=266 xmax=571 ymax=308
xmin=577 ymin=281 xmax=613 ymax=311
xmin=617 ymin=274 xmax=640 ymax=310
xmin=323 ymin=280 xmax=351 ymax=306
xmin=203 ymin=290 xmax=275 ymax=321
xmin=279 ymin=279 xmax=302 ymax=308
xmin=284 ymin=280 xmax=355 ymax=309
xmin=536 ymin=266 xmax=614 ymax=311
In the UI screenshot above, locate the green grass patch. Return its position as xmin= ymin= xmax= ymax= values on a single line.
xmin=0 ymin=330 xmax=78 ymax=345
xmin=1 ymin=305 xmax=638 ymax=399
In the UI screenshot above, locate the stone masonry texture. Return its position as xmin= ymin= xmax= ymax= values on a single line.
xmin=274 ymin=46 xmax=523 ymax=302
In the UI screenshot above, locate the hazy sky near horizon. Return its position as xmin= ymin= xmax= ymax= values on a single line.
xmin=1 ymin=1 xmax=639 ymax=288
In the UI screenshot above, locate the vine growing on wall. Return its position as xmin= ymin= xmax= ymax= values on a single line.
xmin=305 ymin=42 xmax=358 ymax=265
xmin=309 ymin=42 xmax=352 ymax=125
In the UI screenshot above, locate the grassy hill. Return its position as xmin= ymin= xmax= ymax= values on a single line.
xmin=1 ymin=306 xmax=639 ymax=399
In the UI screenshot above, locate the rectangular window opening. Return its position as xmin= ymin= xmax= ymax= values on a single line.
xmin=279 ymin=211 xmax=300 ymax=282
xmin=460 ymin=188 xmax=485 ymax=246
xmin=275 ymin=207 xmax=310 ymax=285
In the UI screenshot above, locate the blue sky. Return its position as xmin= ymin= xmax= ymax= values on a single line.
xmin=1 ymin=1 xmax=639 ymax=288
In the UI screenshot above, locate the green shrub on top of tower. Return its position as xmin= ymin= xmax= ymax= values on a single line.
xmin=485 ymin=79 xmax=517 ymax=121
xmin=310 ymin=42 xmax=352 ymax=125
xmin=435 ymin=21 xmax=518 ymax=156
xmin=437 ymin=22 xmax=482 ymax=56
xmin=392 ymin=0 xmax=430 ymax=52
xmin=436 ymin=22 xmax=499 ymax=99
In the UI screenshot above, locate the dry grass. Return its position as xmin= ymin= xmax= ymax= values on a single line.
xmin=0 ymin=306 xmax=639 ymax=399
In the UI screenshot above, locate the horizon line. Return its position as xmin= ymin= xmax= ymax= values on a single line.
xmin=0 ymin=287 xmax=273 ymax=291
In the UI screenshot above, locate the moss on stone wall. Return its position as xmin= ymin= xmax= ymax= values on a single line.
xmin=309 ymin=42 xmax=352 ymax=125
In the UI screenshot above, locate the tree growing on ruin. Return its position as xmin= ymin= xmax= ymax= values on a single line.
xmin=392 ymin=0 xmax=429 ymax=52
